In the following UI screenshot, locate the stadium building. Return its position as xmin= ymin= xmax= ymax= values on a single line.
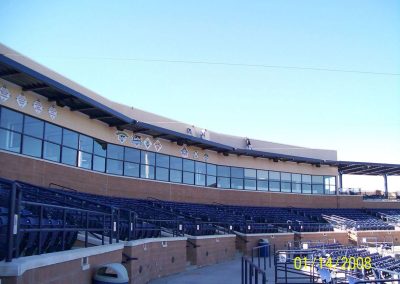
xmin=0 ymin=43 xmax=400 ymax=283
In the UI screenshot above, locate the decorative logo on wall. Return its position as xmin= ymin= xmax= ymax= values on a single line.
xmin=0 ymin=85 xmax=10 ymax=102
xmin=193 ymin=151 xmax=199 ymax=159
xmin=154 ymin=140 xmax=162 ymax=152
xmin=16 ymin=94 xmax=27 ymax=108
xmin=116 ymin=131 xmax=129 ymax=144
xmin=203 ymin=153 xmax=209 ymax=162
xmin=143 ymin=137 xmax=152 ymax=149
xmin=180 ymin=146 xmax=189 ymax=158
xmin=33 ymin=100 xmax=43 ymax=114
xmin=48 ymin=105 xmax=57 ymax=120
xmin=132 ymin=135 xmax=142 ymax=147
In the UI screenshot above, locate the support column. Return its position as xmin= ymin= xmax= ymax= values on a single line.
xmin=337 ymin=172 xmax=343 ymax=194
xmin=384 ymin=174 xmax=388 ymax=199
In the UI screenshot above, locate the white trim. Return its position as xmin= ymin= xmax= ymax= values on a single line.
xmin=187 ymin=234 xmax=236 ymax=240
xmin=125 ymin=237 xmax=187 ymax=247
xmin=0 ymin=243 xmax=124 ymax=276
xmin=235 ymin=231 xmax=295 ymax=237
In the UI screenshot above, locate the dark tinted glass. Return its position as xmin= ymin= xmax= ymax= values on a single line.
xmin=107 ymin=159 xmax=123 ymax=175
xmin=62 ymin=147 xmax=77 ymax=166
xmin=63 ymin=129 xmax=78 ymax=149
xmin=156 ymin=167 xmax=169 ymax=181
xmin=0 ymin=128 xmax=21 ymax=152
xmin=156 ymin=154 xmax=169 ymax=168
xmin=183 ymin=171 xmax=194 ymax=184
xmin=44 ymin=123 xmax=62 ymax=144
xmin=141 ymin=151 xmax=155 ymax=165
xmin=217 ymin=166 xmax=230 ymax=177
xmin=43 ymin=142 xmax=60 ymax=162
xmin=79 ymin=135 xmax=93 ymax=153
xmin=78 ymin=151 xmax=92 ymax=169
xmin=0 ymin=108 xmax=23 ymax=132
xmin=170 ymin=157 xmax=182 ymax=170
xmin=170 ymin=169 xmax=182 ymax=183
xmin=108 ymin=144 xmax=124 ymax=160
xmin=207 ymin=164 xmax=217 ymax=176
xmin=183 ymin=159 xmax=194 ymax=172
xmin=22 ymin=136 xmax=42 ymax=157
xmin=217 ymin=177 xmax=230 ymax=188
xmin=124 ymin=162 xmax=139 ymax=177
xmin=24 ymin=116 xmax=44 ymax=138
xmin=140 ymin=165 xmax=154 ymax=179
xmin=93 ymin=156 xmax=106 ymax=172
xmin=125 ymin=147 xmax=140 ymax=163
xmin=94 ymin=140 xmax=107 ymax=157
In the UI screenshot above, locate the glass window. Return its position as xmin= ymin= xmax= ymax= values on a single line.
xmin=24 ymin=116 xmax=44 ymax=139
xmin=217 ymin=166 xmax=230 ymax=177
xmin=93 ymin=156 xmax=106 ymax=172
xmin=257 ymin=170 xmax=268 ymax=180
xmin=281 ymin=182 xmax=291 ymax=192
xmin=141 ymin=151 xmax=155 ymax=165
xmin=107 ymin=159 xmax=123 ymax=175
xmin=207 ymin=175 xmax=217 ymax=187
xmin=231 ymin=178 xmax=243 ymax=189
xmin=269 ymin=181 xmax=280 ymax=192
xmin=170 ymin=169 xmax=182 ymax=183
xmin=195 ymin=173 xmax=206 ymax=186
xmin=183 ymin=171 xmax=194 ymax=184
xmin=78 ymin=151 xmax=92 ymax=169
xmin=156 ymin=154 xmax=169 ymax=168
xmin=156 ymin=167 xmax=169 ymax=181
xmin=231 ymin=167 xmax=244 ymax=178
xmin=292 ymin=174 xmax=301 ymax=183
xmin=124 ymin=162 xmax=139 ymax=177
xmin=292 ymin=183 xmax=302 ymax=193
xmin=140 ymin=165 xmax=154 ymax=179
xmin=312 ymin=175 xmax=324 ymax=184
xmin=207 ymin=164 xmax=217 ymax=176
xmin=244 ymin=169 xmax=257 ymax=179
xmin=94 ymin=140 xmax=107 ymax=157
xmin=217 ymin=177 xmax=230 ymax=188
xmin=63 ymin=129 xmax=78 ymax=149
xmin=302 ymin=183 xmax=312 ymax=194
xmin=79 ymin=135 xmax=93 ymax=153
xmin=0 ymin=108 xmax=23 ymax=132
xmin=170 ymin=157 xmax=182 ymax=170
xmin=62 ymin=147 xmax=77 ymax=166
xmin=22 ymin=135 xmax=42 ymax=158
xmin=183 ymin=159 xmax=195 ymax=172
xmin=269 ymin=171 xmax=280 ymax=181
xmin=43 ymin=141 xmax=60 ymax=162
xmin=125 ymin=147 xmax=140 ymax=163
xmin=44 ymin=123 xmax=62 ymax=144
xmin=245 ymin=179 xmax=257 ymax=190
xmin=195 ymin=161 xmax=206 ymax=174
xmin=0 ymin=128 xmax=21 ymax=152
xmin=281 ymin=172 xmax=291 ymax=182
xmin=108 ymin=144 xmax=124 ymax=160
xmin=302 ymin=175 xmax=311 ymax=183
xmin=257 ymin=180 xmax=268 ymax=191
xmin=312 ymin=184 xmax=324 ymax=194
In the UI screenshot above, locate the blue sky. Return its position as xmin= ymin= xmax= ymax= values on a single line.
xmin=1 ymin=0 xmax=399 ymax=191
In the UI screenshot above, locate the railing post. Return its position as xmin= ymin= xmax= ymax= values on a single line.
xmin=6 ymin=182 xmax=17 ymax=262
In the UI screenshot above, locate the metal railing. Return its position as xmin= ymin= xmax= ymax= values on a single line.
xmin=241 ymin=243 xmax=273 ymax=284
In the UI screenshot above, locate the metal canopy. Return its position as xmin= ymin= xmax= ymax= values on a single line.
xmin=1 ymin=54 xmax=399 ymax=176
xmin=329 ymin=161 xmax=400 ymax=176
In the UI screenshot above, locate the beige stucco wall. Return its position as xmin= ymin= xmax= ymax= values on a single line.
xmin=0 ymin=78 xmax=338 ymax=176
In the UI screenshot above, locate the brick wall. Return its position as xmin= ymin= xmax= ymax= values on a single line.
xmin=186 ymin=235 xmax=236 ymax=267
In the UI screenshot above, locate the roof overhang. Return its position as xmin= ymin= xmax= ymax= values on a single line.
xmin=1 ymin=51 xmax=399 ymax=175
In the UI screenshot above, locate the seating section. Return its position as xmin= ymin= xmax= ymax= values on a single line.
xmin=295 ymin=208 xmax=395 ymax=231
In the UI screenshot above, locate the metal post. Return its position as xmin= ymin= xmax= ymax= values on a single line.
xmin=6 ymin=182 xmax=17 ymax=262
xmin=338 ymin=172 xmax=343 ymax=194
xmin=384 ymin=174 xmax=388 ymax=199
